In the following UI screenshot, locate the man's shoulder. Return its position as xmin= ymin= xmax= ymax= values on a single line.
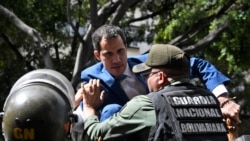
xmin=149 ymin=84 xmax=215 ymax=97
xmin=128 ymin=95 xmax=152 ymax=107
xmin=121 ymin=95 xmax=153 ymax=113
xmin=128 ymin=54 xmax=148 ymax=63
xmin=82 ymin=62 xmax=102 ymax=72
xmin=81 ymin=62 xmax=104 ymax=78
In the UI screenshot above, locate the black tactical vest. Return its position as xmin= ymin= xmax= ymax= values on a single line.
xmin=147 ymin=84 xmax=228 ymax=141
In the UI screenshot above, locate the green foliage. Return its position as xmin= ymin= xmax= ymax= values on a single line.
xmin=0 ymin=45 xmax=27 ymax=108
xmin=0 ymin=0 xmax=75 ymax=109
xmin=154 ymin=0 xmax=250 ymax=75
xmin=208 ymin=1 xmax=250 ymax=74
xmin=155 ymin=0 xmax=218 ymax=43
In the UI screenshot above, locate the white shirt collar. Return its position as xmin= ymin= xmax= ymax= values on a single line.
xmin=123 ymin=63 xmax=133 ymax=77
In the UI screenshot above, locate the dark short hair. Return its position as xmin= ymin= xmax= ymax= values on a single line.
xmin=92 ymin=25 xmax=127 ymax=52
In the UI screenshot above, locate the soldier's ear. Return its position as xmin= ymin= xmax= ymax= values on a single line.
xmin=158 ymin=71 xmax=167 ymax=85
xmin=94 ymin=50 xmax=100 ymax=60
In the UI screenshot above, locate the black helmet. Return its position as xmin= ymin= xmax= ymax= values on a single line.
xmin=1 ymin=69 xmax=75 ymax=141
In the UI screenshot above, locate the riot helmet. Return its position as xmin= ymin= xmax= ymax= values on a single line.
xmin=1 ymin=69 xmax=76 ymax=141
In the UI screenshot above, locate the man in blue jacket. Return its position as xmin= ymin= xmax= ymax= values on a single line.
xmin=71 ymin=25 xmax=240 ymax=141
xmin=81 ymin=44 xmax=229 ymax=141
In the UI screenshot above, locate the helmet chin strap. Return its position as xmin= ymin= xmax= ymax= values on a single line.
xmin=66 ymin=113 xmax=78 ymax=139
xmin=0 ymin=112 xmax=3 ymax=134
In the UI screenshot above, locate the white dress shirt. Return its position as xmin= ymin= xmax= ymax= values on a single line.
xmin=212 ymin=84 xmax=229 ymax=97
xmin=120 ymin=63 xmax=147 ymax=99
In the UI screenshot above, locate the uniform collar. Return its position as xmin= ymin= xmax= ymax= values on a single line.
xmin=169 ymin=77 xmax=190 ymax=86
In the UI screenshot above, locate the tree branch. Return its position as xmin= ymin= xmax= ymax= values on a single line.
xmin=0 ymin=32 xmax=35 ymax=70
xmin=95 ymin=0 xmax=120 ymax=26
xmin=0 ymin=33 xmax=23 ymax=60
xmin=169 ymin=0 xmax=236 ymax=46
xmin=89 ymin=0 xmax=98 ymax=29
xmin=111 ymin=0 xmax=141 ymax=25
xmin=183 ymin=21 xmax=230 ymax=54
xmin=125 ymin=1 xmax=175 ymax=25
xmin=0 ymin=4 xmax=53 ymax=68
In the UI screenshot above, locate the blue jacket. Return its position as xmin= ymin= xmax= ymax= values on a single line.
xmin=81 ymin=54 xmax=229 ymax=107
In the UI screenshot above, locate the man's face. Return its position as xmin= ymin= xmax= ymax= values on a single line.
xmin=94 ymin=36 xmax=127 ymax=78
xmin=143 ymin=69 xmax=165 ymax=92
